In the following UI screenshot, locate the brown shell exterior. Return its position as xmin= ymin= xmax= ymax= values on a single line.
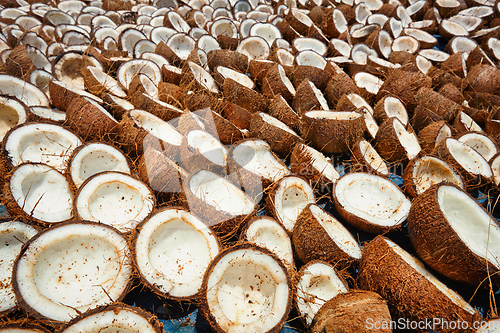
xmin=49 ymin=80 xmax=84 ymax=111
xmin=5 ymin=45 xmax=34 ymax=79
xmin=358 ymin=235 xmax=479 ymax=332
xmin=207 ymin=49 xmax=249 ymax=73
xmin=248 ymin=59 xmax=275 ymax=85
xmin=261 ymin=64 xmax=295 ymax=101
xmin=350 ymin=138 xmax=389 ymax=177
xmin=374 ymin=117 xmax=412 ymax=163
xmin=467 ymin=64 xmax=500 ymax=94
xmin=310 ymin=290 xmax=392 ymax=333
xmin=129 ymin=91 xmax=184 ymax=122
xmin=373 ymin=94 xmax=406 ymax=125
xmin=418 ymin=120 xmax=451 ymax=153
xmin=293 ymin=79 xmax=327 ymax=117
xmin=325 ymin=71 xmax=360 ymax=106
xmin=292 ymin=203 xmax=360 ymax=269
xmin=223 ymin=78 xmax=270 ymax=113
xmin=415 ymin=87 xmax=463 ymax=122
xmin=407 ymin=182 xmax=500 ymax=286
xmin=81 ymin=66 xmax=124 ymax=99
xmin=376 ymin=69 xmax=432 ymax=109
xmin=179 ymin=131 xmax=228 ymax=175
xmin=158 ymin=81 xmax=185 ymax=108
xmin=411 ymin=105 xmax=444 ymax=134
xmin=291 ymin=65 xmax=331 ymax=92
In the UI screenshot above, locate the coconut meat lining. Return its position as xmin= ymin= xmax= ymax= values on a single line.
xmin=205 ymin=248 xmax=289 ymax=332
xmin=0 ymin=99 xmax=26 ymax=139
xmin=189 ymin=170 xmax=254 ymax=216
xmin=260 ymin=112 xmax=298 ymax=137
xmin=303 ymin=145 xmax=340 ymax=182
xmin=130 ymin=110 xmax=182 ymax=146
xmin=88 ymin=66 xmax=126 ymax=98
xmin=446 ymin=138 xmax=492 ymax=177
xmin=188 ymin=62 xmax=219 ymax=94
xmin=384 ymin=96 xmax=408 ymax=124
xmin=411 ymin=156 xmax=463 ymax=194
xmin=187 ymin=130 xmax=227 ymax=166
xmin=492 ymin=156 xmax=500 ymax=186
xmin=384 ymin=238 xmax=475 ymax=314
xmin=10 ymin=164 xmax=73 ymax=223
xmin=296 ymin=262 xmax=348 ymax=325
xmin=135 ymin=209 xmax=219 ymax=297
xmin=15 ymin=223 xmax=132 ymax=322
xmin=359 ymin=140 xmax=388 ymax=175
xmin=232 ymin=140 xmax=290 ymax=182
xmin=394 ymin=119 xmax=421 ymax=160
xmin=310 ymin=81 xmax=329 ymax=110
xmin=274 ymin=177 xmax=315 ymax=231
xmin=438 ymin=185 xmax=500 ymax=270
xmin=335 ymin=173 xmax=411 ymax=227
xmin=218 ymin=67 xmax=254 ymax=89
xmin=310 ymin=205 xmax=362 ymax=259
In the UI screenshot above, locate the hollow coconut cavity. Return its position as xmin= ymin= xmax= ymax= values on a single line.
xmin=0 ymin=97 xmax=26 ymax=142
xmin=13 ymin=222 xmax=133 ymax=323
xmin=333 ymin=172 xmax=411 ymax=233
xmin=75 ymin=171 xmax=155 ymax=233
xmin=134 ymin=208 xmax=220 ymax=299
xmin=0 ymin=220 xmax=38 ymax=315
xmin=201 ymin=244 xmax=291 ymax=333
xmin=458 ymin=132 xmax=498 ymax=162
xmin=295 ymin=261 xmax=348 ymax=326
xmin=129 ymin=109 xmax=183 ymax=147
xmin=444 ymin=138 xmax=492 ymax=179
xmin=69 ymin=142 xmax=131 ymax=188
xmin=354 ymin=139 xmax=389 ymax=176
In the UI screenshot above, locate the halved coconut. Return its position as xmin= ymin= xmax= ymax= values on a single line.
xmin=133 ymin=207 xmax=220 ymax=299
xmin=116 ymin=59 xmax=161 ymax=91
xmin=268 ymin=95 xmax=300 ymax=132
xmin=373 ymin=94 xmax=408 ymax=125
xmin=239 ymin=216 xmax=294 ymax=268
xmin=52 ymin=51 xmax=103 ymax=90
xmin=434 ymin=137 xmax=493 ymax=188
xmin=128 ymin=73 xmax=159 ymax=99
xmin=183 ymin=169 xmax=256 ymax=237
xmin=261 ymin=64 xmax=296 ymax=101
xmin=295 ymin=260 xmax=348 ymax=326
xmin=181 ymin=61 xmax=219 ymax=94
xmin=68 ymin=141 xmax=131 ymax=188
xmin=292 ymin=79 xmax=329 ymax=116
xmin=333 ymin=172 xmax=411 ymax=234
xmin=266 ymin=175 xmax=315 ymax=232
xmin=375 ymin=117 xmax=421 ymax=163
xmin=350 ymin=138 xmax=389 ymax=177
xmin=223 ymin=78 xmax=269 ymax=113
xmin=180 ymin=129 xmax=228 ymax=175
xmin=0 ymin=74 xmax=49 ymax=107
xmin=236 ymin=36 xmax=270 ymax=60
xmin=415 ymin=87 xmax=462 ymax=122
xmin=457 ymin=131 xmax=498 ymax=162
xmin=293 ymin=203 xmax=362 ymax=268
xmin=130 ymin=91 xmax=184 ymax=122
xmin=49 ymin=79 xmax=103 ymax=112
xmin=491 ymin=153 xmax=500 ymax=187
xmin=408 ymin=182 xmax=500 ymax=285
xmin=0 ymin=220 xmax=38 ymax=316
xmin=74 ymin=171 xmax=155 ymax=233
xmin=418 ymin=120 xmax=452 ymax=153
xmin=13 ymin=221 xmax=133 ymax=323
xmin=0 ymin=324 xmax=50 ymax=332
xmin=81 ymin=66 xmax=126 ymax=99
xmin=403 ymin=153 xmax=464 ymax=198
xmin=2 ymin=122 xmax=81 ymax=173
xmin=0 ymin=96 xmax=27 ymax=142
xmin=201 ymin=244 xmax=291 ymax=333
xmin=358 ymin=235 xmax=479 ymax=332
xmin=58 ymin=303 xmax=162 ymax=333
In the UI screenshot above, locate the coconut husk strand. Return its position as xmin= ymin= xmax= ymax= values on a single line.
xmin=418 ymin=120 xmax=453 ymax=153
xmin=5 ymin=45 xmax=36 ymax=79
xmin=292 ymin=203 xmax=362 ymax=269
xmin=310 ymin=290 xmax=392 ymax=333
xmin=407 ymin=182 xmax=500 ymax=286
xmin=358 ymin=235 xmax=480 ymax=333
xmin=223 ymin=78 xmax=270 ymax=113
xmin=49 ymin=80 xmax=102 ymax=112
xmin=374 ymin=117 xmax=421 ymax=164
xmin=248 ymin=59 xmax=276 ymax=86
xmin=269 ymin=95 xmax=301 ymax=133
xmin=157 ymin=82 xmax=185 ymax=108
xmin=261 ymin=63 xmax=296 ymax=101
xmin=426 ymin=66 xmax=466 ymax=90
xmin=291 ymin=65 xmax=332 ymax=91
xmin=415 ymin=87 xmax=463 ymax=122
xmin=437 ymin=83 xmax=465 ymax=105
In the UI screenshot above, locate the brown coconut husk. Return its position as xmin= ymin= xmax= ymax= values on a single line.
xmin=5 ymin=45 xmax=36 ymax=79
xmin=269 ymin=95 xmax=301 ymax=133
xmin=292 ymin=65 xmax=331 ymax=91
xmin=325 ymin=71 xmax=361 ymax=106
xmin=358 ymin=235 xmax=480 ymax=332
xmin=102 ymin=94 xmax=133 ymax=121
xmin=388 ymin=51 xmax=419 ymax=72
xmin=418 ymin=120 xmax=453 ymax=153
xmin=440 ymin=51 xmax=467 ymax=78
xmin=216 ymin=100 xmax=253 ymax=130
xmin=161 ymin=64 xmax=183 ymax=85
xmin=223 ymin=78 xmax=269 ymax=113
xmin=158 ymin=82 xmax=185 ymax=108
xmin=155 ymin=41 xmax=183 ymax=67
xmin=437 ymin=83 xmax=465 ymax=105
xmin=130 ymin=91 xmax=184 ymax=122
xmin=335 ymin=94 xmax=358 ymax=112
xmin=426 ymin=66 xmax=466 ymax=90
xmin=261 ymin=64 xmax=296 ymax=101
xmin=277 ymin=19 xmax=302 ymax=44
xmin=373 ymin=94 xmax=407 ymax=125
xmin=179 ymin=130 xmax=228 ymax=175
xmin=415 ymin=87 xmax=463 ymax=122
xmin=411 ymin=105 xmax=444 ymax=134
xmin=350 ymin=138 xmax=389 ymax=177
xmin=81 ymin=66 xmax=125 ymax=100
xmin=207 ymin=49 xmax=249 ymax=72
xmin=293 ymin=79 xmax=329 ymax=116
xmin=467 ymin=64 xmax=500 ymax=94
xmin=248 ymin=59 xmax=276 ymax=86
xmin=374 ymin=117 xmax=420 ymax=164
xmin=310 ymin=290 xmax=392 ymax=333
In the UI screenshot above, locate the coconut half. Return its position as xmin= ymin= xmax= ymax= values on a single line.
xmin=333 ymin=172 xmax=411 ymax=234
xmin=0 ymin=220 xmax=38 ymax=316
xmin=408 ymin=183 xmax=500 ymax=286
xmin=457 ymin=131 xmax=498 ymax=162
xmin=295 ymin=260 xmax=348 ymax=326
xmin=350 ymin=139 xmax=389 ymax=177
xmin=133 ymin=207 xmax=220 ymax=299
xmin=0 ymin=97 xmax=27 ymax=142
xmin=13 ymin=221 xmax=133 ymax=323
xmin=201 ymin=244 xmax=291 ymax=333
xmin=75 ymin=171 xmax=155 ymax=233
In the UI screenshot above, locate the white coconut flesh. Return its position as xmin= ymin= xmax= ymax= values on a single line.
xmin=306 ymin=110 xmax=361 ymax=121
xmin=458 ymin=133 xmax=498 ymax=162
xmin=60 ymin=306 xmax=160 ymax=333
xmin=308 ymin=81 xmax=329 ymax=110
xmin=393 ymin=118 xmax=421 ymax=160
xmin=204 ymin=247 xmax=290 ymax=332
xmin=187 ymin=130 xmax=228 ymax=167
xmin=446 ymin=138 xmax=492 ymax=178
xmin=211 ymin=18 xmax=238 ymax=38
xmin=378 ymin=29 xmax=393 ymax=59
xmin=135 ymin=209 xmax=219 ymax=297
xmin=70 ymin=143 xmax=131 ymax=188
xmin=354 ymin=72 xmax=384 ymax=95
xmin=136 ymin=74 xmax=159 ymax=98
xmin=14 ymin=222 xmax=132 ymax=322
xmin=368 ymin=55 xmax=401 ymax=69
xmin=358 ymin=140 xmax=389 ymax=175
xmin=232 ymin=140 xmax=291 ymax=183
xmin=345 ymin=93 xmax=373 ymax=114
xmin=276 ymin=49 xmax=294 ymax=67
xmin=491 ymin=155 xmax=500 ymax=186
xmin=260 ymin=112 xmax=298 ymax=137
xmin=236 ymin=36 xmax=270 ymax=61
xmin=188 ymin=61 xmax=219 ymax=94
xmin=293 ymin=38 xmax=327 ymax=56
xmin=295 ymin=262 xmax=348 ymax=326
xmin=76 ymin=172 xmax=155 ymax=233
xmin=301 ymin=144 xmax=340 ymax=182
xmin=243 ymin=218 xmax=293 ymax=266
xmin=276 ymin=65 xmax=295 ymax=96
xmin=249 ymin=23 xmax=281 ymax=46
xmin=411 ymin=156 xmax=464 ymax=195
xmin=273 ymin=177 xmax=315 ymax=232
xmin=87 ymin=66 xmax=126 ymax=98
xmin=0 ymin=97 xmax=26 ymax=141
xmin=335 ymin=173 xmax=411 ymax=227
xmin=368 ymin=14 xmax=389 ymax=26
xmin=435 ymin=123 xmax=452 ymax=147
xmin=0 ymin=221 xmax=38 ymax=314
xmin=217 ymin=66 xmax=254 ymax=89
xmin=26 ymin=47 xmax=51 ymax=73
xmin=310 ymin=205 xmax=362 ymax=259
xmin=53 ymin=53 xmax=102 ymax=90
xmin=167 ymin=34 xmax=195 ymax=60
xmin=419 ymin=49 xmax=450 ymax=62
xmin=51 ymin=80 xmax=104 ymax=105
xmin=383 ymin=96 xmax=408 ymax=125
xmin=295 ymin=50 xmax=327 ymax=69
xmin=189 ymin=170 xmax=254 ymax=216
xmin=5 ymin=123 xmax=81 ymax=172
xmin=384 ymin=238 xmax=475 ymax=314
xmin=351 ymin=44 xmax=377 ymax=65
xmin=129 ymin=109 xmax=182 ymax=147
xmin=0 ymin=75 xmax=49 ymax=107
xmin=458 ymin=112 xmax=483 ymax=132
xmin=117 ymin=59 xmax=161 ymax=91
xmin=459 ymin=5 xmax=493 ymax=17
xmin=84 ymin=97 xmax=118 ymax=123
xmin=330 ymin=39 xmax=351 ymax=57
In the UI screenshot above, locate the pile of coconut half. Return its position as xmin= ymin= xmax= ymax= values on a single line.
xmin=1 ymin=0 xmax=500 ymax=330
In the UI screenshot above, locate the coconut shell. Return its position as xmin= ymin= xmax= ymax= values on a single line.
xmin=293 ymin=79 xmax=328 ymax=116
xmin=358 ymin=235 xmax=480 ymax=332
xmin=440 ymin=51 xmax=467 ymax=78
xmin=81 ymin=66 xmax=125 ymax=99
xmin=248 ymin=59 xmax=275 ymax=86
xmin=411 ymin=105 xmax=444 ymax=134
xmin=374 ymin=117 xmax=419 ymax=164
xmin=350 ymin=138 xmax=389 ymax=177
xmin=292 ymin=203 xmax=360 ymax=269
xmin=278 ymin=19 xmax=302 ymax=44
xmin=375 ymin=69 xmax=432 ymax=109
xmin=467 ymin=64 xmax=500 ymax=94
xmin=320 ymin=8 xmax=347 ymax=39
xmin=426 ymin=66 xmax=466 ymax=90
xmin=388 ymin=51 xmax=418 ymax=72
xmin=157 ymin=82 xmax=185 ymax=108
xmin=415 ymin=87 xmax=462 ymax=122
xmin=49 ymin=80 xmax=87 ymax=112
xmin=207 ymin=49 xmax=248 ymax=72
xmin=217 ymin=100 xmax=253 ymax=130
xmin=223 ymin=78 xmax=269 ymax=113
xmin=437 ymin=83 xmax=465 ymax=105
xmin=373 ymin=94 xmax=407 ymax=125
xmin=292 ymin=65 xmax=331 ymax=91
xmin=130 ymin=91 xmax=184 ymax=122
xmin=269 ymin=95 xmax=301 ymax=133
xmin=407 ymin=182 xmax=500 ymax=286
xmin=310 ymin=290 xmax=392 ymax=333
xmin=5 ymin=45 xmax=35 ymax=79
xmin=261 ymin=64 xmax=295 ymax=101
xmin=180 ymin=130 xmax=228 ymax=175
xmin=325 ymin=71 xmax=361 ymax=107
xmin=418 ymin=120 xmax=452 ymax=153
xmin=155 ymin=41 xmax=183 ymax=67
xmin=335 ymin=94 xmax=357 ymax=112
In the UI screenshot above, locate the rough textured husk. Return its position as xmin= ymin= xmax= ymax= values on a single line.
xmin=269 ymin=96 xmax=300 ymax=133
xmin=293 ymin=79 xmax=327 ymax=117
xmin=310 ymin=290 xmax=392 ymax=333
xmin=350 ymin=139 xmax=389 ymax=177
xmin=440 ymin=51 xmax=467 ymax=78
xmin=64 ymin=96 xmax=118 ymax=142
xmin=374 ymin=118 xmax=415 ymax=163
xmin=292 ymin=65 xmax=331 ymax=91
xmin=130 ymin=91 xmax=184 ymax=122
xmin=81 ymin=66 xmax=124 ymax=99
xmin=292 ymin=203 xmax=360 ymax=269
xmin=216 ymin=100 xmax=253 ymax=130
xmin=335 ymin=94 xmax=357 ymax=112
xmin=325 ymin=71 xmax=361 ymax=106
xmin=415 ymin=87 xmax=462 ymax=122
xmin=207 ymin=49 xmax=249 ymax=72
xmin=161 ymin=64 xmax=183 ymax=85
xmin=278 ymin=19 xmax=302 ymax=44
xmin=467 ymin=64 xmax=500 ymax=94
xmin=158 ymin=81 xmax=185 ymax=108
xmin=437 ymin=83 xmax=465 ymax=105
xmin=407 ymin=182 xmax=500 ymax=286
xmin=223 ymin=78 xmax=269 ymax=113
xmin=248 ymin=59 xmax=276 ymax=85
xmin=262 ymin=64 xmax=295 ymax=101
xmin=216 ymin=35 xmax=239 ymax=51
xmin=466 ymin=46 xmax=496 ymax=70
xmin=180 ymin=131 xmax=228 ymax=175
xmin=320 ymin=9 xmax=347 ymax=39
xmin=373 ymin=94 xmax=406 ymax=125
xmin=249 ymin=113 xmax=303 ymax=158
xmin=155 ymin=40 xmax=183 ymax=67
xmin=358 ymin=235 xmax=480 ymax=332
xmin=418 ymin=120 xmax=452 ymax=153
xmin=49 ymin=80 xmax=86 ymax=111
xmin=388 ymin=51 xmax=418 ymax=72
xmin=200 ymin=244 xmax=292 ymax=333
xmin=290 ymin=143 xmax=336 ymax=192
xmin=183 ymin=92 xmax=214 ymax=112
xmin=300 ymin=111 xmax=365 ymax=154
xmin=411 ymin=105 xmax=444 ymax=134
xmin=5 ymin=45 xmax=35 ymax=79
xmin=102 ymin=94 xmax=132 ymax=120
xmin=427 ymin=66 xmax=466 ymax=90
xmin=486 ymin=119 xmax=500 ymax=143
